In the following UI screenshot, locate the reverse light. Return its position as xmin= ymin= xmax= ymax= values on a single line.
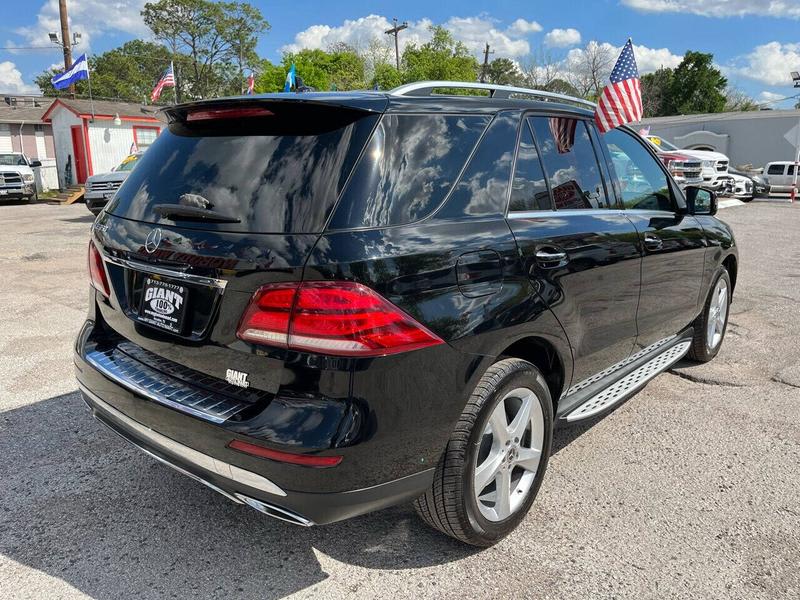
xmin=228 ymin=439 xmax=343 ymax=468
xmin=87 ymin=241 xmax=110 ymax=298
xmin=236 ymin=281 xmax=444 ymax=357
xmin=186 ymin=107 xmax=274 ymax=122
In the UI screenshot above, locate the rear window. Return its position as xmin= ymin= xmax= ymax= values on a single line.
xmin=106 ymin=106 xmax=378 ymax=233
xmin=329 ymin=114 xmax=490 ymax=229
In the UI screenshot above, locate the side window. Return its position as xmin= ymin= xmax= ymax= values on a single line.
xmin=329 ymin=114 xmax=490 ymax=229
xmin=767 ymin=164 xmax=785 ymax=175
xmin=509 ymin=120 xmax=551 ymax=212
xmin=601 ymin=128 xmax=675 ymax=211
xmin=528 ymin=116 xmax=611 ymax=210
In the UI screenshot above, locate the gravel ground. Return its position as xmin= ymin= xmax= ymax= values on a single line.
xmin=1 ymin=201 xmax=798 ymax=599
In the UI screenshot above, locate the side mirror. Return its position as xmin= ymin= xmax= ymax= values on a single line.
xmin=685 ymin=186 xmax=717 ymax=216
xmin=29 ymin=159 xmax=42 ymax=168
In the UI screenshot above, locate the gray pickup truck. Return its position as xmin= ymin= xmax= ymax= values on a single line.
xmin=85 ymin=153 xmax=142 ymax=215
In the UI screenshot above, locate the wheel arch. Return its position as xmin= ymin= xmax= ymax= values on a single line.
xmin=498 ymin=336 xmax=567 ymax=413
xmin=722 ymin=253 xmax=737 ymax=293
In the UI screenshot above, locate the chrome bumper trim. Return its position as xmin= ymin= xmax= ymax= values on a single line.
xmin=101 ymin=252 xmax=228 ymax=290
xmin=79 ymin=383 xmax=286 ymax=497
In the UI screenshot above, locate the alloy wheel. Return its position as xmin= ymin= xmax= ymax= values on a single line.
xmin=706 ymin=277 xmax=729 ymax=351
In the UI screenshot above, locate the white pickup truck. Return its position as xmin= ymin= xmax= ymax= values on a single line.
xmin=0 ymin=152 xmax=41 ymax=203
xmin=645 ymin=135 xmax=733 ymax=193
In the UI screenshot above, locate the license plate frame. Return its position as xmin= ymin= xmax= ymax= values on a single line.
xmin=138 ymin=277 xmax=188 ymax=334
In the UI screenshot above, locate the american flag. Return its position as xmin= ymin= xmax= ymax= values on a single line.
xmin=246 ymin=72 xmax=255 ymax=95
xmin=549 ymin=117 xmax=578 ymax=154
xmin=594 ymin=40 xmax=642 ymax=133
xmin=151 ymin=63 xmax=175 ymax=102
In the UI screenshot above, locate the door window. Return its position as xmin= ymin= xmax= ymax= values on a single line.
xmin=509 ymin=120 xmax=551 ymax=212
xmin=528 ymin=116 xmax=611 ymax=210
xmin=601 ymin=128 xmax=675 ymax=212
xmin=767 ymin=164 xmax=785 ymax=175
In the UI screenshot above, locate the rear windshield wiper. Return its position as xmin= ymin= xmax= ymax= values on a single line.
xmin=152 ymin=204 xmax=241 ymax=223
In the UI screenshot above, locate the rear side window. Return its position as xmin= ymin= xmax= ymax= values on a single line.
xmin=329 ymin=114 xmax=490 ymax=229
xmin=106 ymin=108 xmax=377 ymax=233
xmin=528 ymin=116 xmax=611 ymax=210
xmin=509 ymin=120 xmax=550 ymax=212
xmin=767 ymin=164 xmax=785 ymax=175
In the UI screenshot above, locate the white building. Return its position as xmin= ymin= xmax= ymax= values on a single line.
xmin=42 ymin=98 xmax=164 ymax=189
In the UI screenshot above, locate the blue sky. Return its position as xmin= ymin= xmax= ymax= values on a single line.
xmin=2 ymin=0 xmax=800 ymax=108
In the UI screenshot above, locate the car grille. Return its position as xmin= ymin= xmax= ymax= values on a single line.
xmin=715 ymin=161 xmax=728 ymax=173
xmin=0 ymin=172 xmax=22 ymax=187
xmin=87 ymin=180 xmax=122 ymax=192
xmin=83 ymin=337 xmax=270 ymax=423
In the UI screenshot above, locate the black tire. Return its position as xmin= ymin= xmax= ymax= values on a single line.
xmin=688 ymin=269 xmax=732 ymax=363
xmin=414 ymin=358 xmax=553 ymax=546
xmin=24 ymin=192 xmax=37 ymax=204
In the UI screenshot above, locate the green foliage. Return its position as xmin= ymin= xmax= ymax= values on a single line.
xmin=485 ymin=58 xmax=524 ymax=86
xmin=543 ymin=78 xmax=580 ymax=97
xmin=641 ymin=67 xmax=674 ymax=117
xmin=371 ymin=63 xmax=403 ymax=90
xmin=142 ymin=0 xmax=269 ymax=99
xmin=666 ymin=51 xmax=727 ymax=114
xmin=402 ymin=26 xmax=479 ymax=83
xmin=256 ymin=45 xmax=366 ymax=92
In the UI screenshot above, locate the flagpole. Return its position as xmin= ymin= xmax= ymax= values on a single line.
xmin=86 ymin=53 xmax=95 ymax=121
xmin=171 ymin=61 xmax=177 ymax=105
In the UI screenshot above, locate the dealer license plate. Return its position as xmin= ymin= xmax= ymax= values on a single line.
xmin=138 ymin=277 xmax=188 ymax=334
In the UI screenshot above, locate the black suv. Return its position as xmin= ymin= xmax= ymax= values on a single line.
xmin=75 ymin=81 xmax=737 ymax=546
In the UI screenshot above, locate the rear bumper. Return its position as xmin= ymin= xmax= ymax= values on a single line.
xmin=79 ymin=383 xmax=432 ymax=525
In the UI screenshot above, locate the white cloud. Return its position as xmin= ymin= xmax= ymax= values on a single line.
xmin=0 ymin=61 xmax=39 ymax=94
xmin=544 ymin=28 xmax=581 ymax=48
xmin=622 ymin=0 xmax=800 ymax=19
xmin=759 ymin=91 xmax=785 ymax=103
xmin=15 ymin=0 xmax=148 ymax=53
xmin=730 ymin=42 xmax=800 ymax=86
xmin=566 ymin=41 xmax=682 ymax=74
xmin=281 ymin=14 xmax=542 ymax=59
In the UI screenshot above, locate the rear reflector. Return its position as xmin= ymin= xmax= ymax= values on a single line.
xmin=236 ymin=281 xmax=444 ymax=357
xmin=228 ymin=439 xmax=343 ymax=468
xmin=88 ymin=241 xmax=110 ymax=298
xmin=186 ymin=107 xmax=274 ymax=122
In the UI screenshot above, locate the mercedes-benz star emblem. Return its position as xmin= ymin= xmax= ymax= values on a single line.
xmin=144 ymin=228 xmax=162 ymax=254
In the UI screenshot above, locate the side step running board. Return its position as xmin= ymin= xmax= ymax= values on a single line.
xmin=565 ymin=340 xmax=692 ymax=422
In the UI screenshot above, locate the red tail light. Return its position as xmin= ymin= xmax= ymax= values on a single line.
xmin=236 ymin=281 xmax=444 ymax=357
xmin=228 ymin=439 xmax=342 ymax=468
xmin=88 ymin=241 xmax=110 ymax=298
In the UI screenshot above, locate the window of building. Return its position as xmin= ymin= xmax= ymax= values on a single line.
xmin=133 ymin=126 xmax=160 ymax=150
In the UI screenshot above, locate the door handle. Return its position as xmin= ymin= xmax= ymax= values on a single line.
xmin=643 ymin=233 xmax=663 ymax=251
xmin=534 ymin=248 xmax=568 ymax=268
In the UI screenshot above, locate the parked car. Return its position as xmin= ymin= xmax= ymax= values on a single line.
xmin=0 ymin=152 xmax=42 ymax=203
xmin=727 ymin=169 xmax=769 ymax=201
xmin=762 ymin=161 xmax=798 ymax=195
xmin=645 ymin=135 xmax=733 ymax=193
xmin=653 ymin=151 xmax=704 ymax=189
xmin=75 ymin=82 xmax=737 ymax=546
xmin=85 ymin=152 xmax=142 ymax=215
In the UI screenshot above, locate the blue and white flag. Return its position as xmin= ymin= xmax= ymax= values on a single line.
xmin=51 ymin=54 xmax=90 ymax=90
xmin=283 ymin=63 xmax=296 ymax=92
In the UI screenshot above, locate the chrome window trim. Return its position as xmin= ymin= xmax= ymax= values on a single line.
xmin=101 ymin=252 xmax=228 ymax=290
xmin=507 ymin=208 xmax=628 ymax=219
xmin=79 ymin=383 xmax=287 ymax=497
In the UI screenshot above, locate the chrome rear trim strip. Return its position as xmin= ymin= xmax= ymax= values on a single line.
xmin=101 ymin=252 xmax=228 ymax=290
xmin=79 ymin=383 xmax=286 ymax=497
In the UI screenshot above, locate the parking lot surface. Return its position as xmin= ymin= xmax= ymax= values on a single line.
xmin=1 ymin=201 xmax=799 ymax=599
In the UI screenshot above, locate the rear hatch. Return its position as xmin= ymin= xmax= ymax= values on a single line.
xmin=89 ymin=96 xmax=383 ymax=405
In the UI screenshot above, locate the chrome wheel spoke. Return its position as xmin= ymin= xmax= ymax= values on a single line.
xmin=475 ymin=451 xmax=503 ymax=492
xmin=514 ymin=447 xmax=541 ymax=472
xmin=494 ymin=469 xmax=512 ymax=520
xmin=488 ymin=402 xmax=509 ymax=446
xmin=507 ymin=391 xmax=535 ymax=442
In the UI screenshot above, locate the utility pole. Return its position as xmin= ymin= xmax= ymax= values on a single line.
xmin=58 ymin=0 xmax=75 ymax=98
xmin=384 ymin=18 xmax=408 ymax=71
xmin=480 ymin=43 xmax=494 ymax=83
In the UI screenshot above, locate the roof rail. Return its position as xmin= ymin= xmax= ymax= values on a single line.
xmin=389 ymin=80 xmax=596 ymax=110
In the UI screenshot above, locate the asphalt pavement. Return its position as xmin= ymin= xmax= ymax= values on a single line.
xmin=1 ymin=200 xmax=798 ymax=599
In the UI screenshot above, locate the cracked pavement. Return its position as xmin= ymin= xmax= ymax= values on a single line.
xmin=1 ymin=201 xmax=799 ymax=599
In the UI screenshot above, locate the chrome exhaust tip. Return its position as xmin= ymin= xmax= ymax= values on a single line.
xmin=235 ymin=494 xmax=314 ymax=527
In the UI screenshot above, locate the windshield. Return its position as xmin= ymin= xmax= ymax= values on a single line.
xmin=648 ymin=136 xmax=679 ymax=152
xmin=0 ymin=154 xmax=27 ymax=166
xmin=116 ymin=154 xmax=140 ymax=172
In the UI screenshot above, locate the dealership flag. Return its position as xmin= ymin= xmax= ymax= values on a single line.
xmin=151 ymin=62 xmax=175 ymax=102
xmin=283 ymin=63 xmax=296 ymax=92
xmin=594 ymin=39 xmax=642 ymax=133
xmin=51 ymin=54 xmax=89 ymax=90
xmin=246 ymin=72 xmax=255 ymax=95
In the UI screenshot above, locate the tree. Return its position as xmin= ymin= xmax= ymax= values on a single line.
xmin=256 ymin=46 xmax=366 ymax=92
xmin=667 ymin=51 xmax=727 ymax=114
xmin=142 ymin=0 xmax=269 ymax=99
xmin=519 ymin=49 xmax=560 ymax=90
xmin=486 ymin=58 xmax=524 ymax=86
xmin=371 ymin=63 xmax=403 ymax=90
xmin=724 ymin=87 xmax=759 ymax=112
xmin=35 ymin=40 xmax=176 ymax=102
xmin=566 ymin=41 xmax=614 ymax=99
xmin=641 ymin=67 xmax=674 ymax=117
xmin=402 ymin=26 xmax=479 ymax=84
